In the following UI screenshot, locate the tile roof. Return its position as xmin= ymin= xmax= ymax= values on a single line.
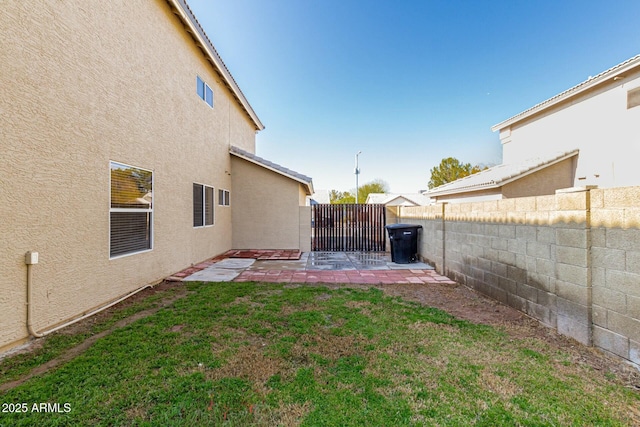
xmin=366 ymin=193 xmax=432 ymax=206
xmin=230 ymin=146 xmax=314 ymax=195
xmin=492 ymin=54 xmax=640 ymax=131
xmin=424 ymin=149 xmax=579 ymax=197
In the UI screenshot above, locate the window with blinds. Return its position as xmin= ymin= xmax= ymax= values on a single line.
xmin=110 ymin=162 xmax=153 ymax=258
xmin=194 ymin=183 xmax=214 ymax=227
xmin=218 ymin=189 xmax=230 ymax=206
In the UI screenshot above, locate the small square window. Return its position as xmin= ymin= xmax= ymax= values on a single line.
xmin=218 ymin=189 xmax=230 ymax=206
xmin=196 ymin=75 xmax=213 ymax=108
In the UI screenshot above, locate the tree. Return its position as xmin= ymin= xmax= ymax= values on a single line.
xmin=428 ymin=157 xmax=487 ymax=189
xmin=329 ymin=190 xmax=355 ymax=204
xmin=356 ymin=179 xmax=389 ymax=204
xmin=329 ymin=179 xmax=389 ymax=204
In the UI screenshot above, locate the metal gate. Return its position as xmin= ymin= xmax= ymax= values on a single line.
xmin=312 ymin=204 xmax=386 ymax=251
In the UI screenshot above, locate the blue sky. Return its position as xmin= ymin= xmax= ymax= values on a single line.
xmin=187 ymin=0 xmax=640 ymax=194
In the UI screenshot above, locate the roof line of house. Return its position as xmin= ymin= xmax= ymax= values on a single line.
xmin=424 ymin=149 xmax=579 ymax=197
xmin=168 ymin=0 xmax=265 ymax=131
xmin=230 ymin=146 xmax=314 ymax=195
xmin=366 ymin=193 xmax=427 ymax=206
xmin=491 ymin=54 xmax=640 ymax=132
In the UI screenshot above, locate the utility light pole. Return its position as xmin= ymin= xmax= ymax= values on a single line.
xmin=355 ymin=151 xmax=362 ymax=204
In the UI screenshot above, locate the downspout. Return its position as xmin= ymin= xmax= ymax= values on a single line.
xmin=25 ymin=254 xmax=44 ymax=338
xmin=26 ymin=251 xmax=152 ymax=338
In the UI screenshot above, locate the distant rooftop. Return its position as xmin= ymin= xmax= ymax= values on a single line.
xmin=310 ymin=190 xmax=331 ymax=204
xmin=424 ymin=149 xmax=579 ymax=197
xmin=366 ymin=193 xmax=432 ymax=206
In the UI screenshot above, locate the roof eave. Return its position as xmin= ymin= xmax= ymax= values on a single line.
xmin=427 ymin=150 xmax=579 ymax=197
xmin=428 ymin=182 xmax=500 ymax=197
xmin=230 ymin=149 xmax=314 ymax=195
xmin=492 ymin=55 xmax=640 ymax=132
xmin=494 ymin=149 xmax=579 ymax=187
xmin=168 ymin=0 xmax=265 ymax=131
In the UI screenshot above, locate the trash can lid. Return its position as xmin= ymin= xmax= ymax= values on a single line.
xmin=385 ymin=223 xmax=423 ymax=230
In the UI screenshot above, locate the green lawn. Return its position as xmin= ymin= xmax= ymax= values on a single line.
xmin=1 ymin=281 xmax=638 ymax=426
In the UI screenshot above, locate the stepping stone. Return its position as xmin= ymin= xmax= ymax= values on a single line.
xmin=182 ymin=268 xmax=241 ymax=282
xmin=212 ymin=258 xmax=255 ymax=269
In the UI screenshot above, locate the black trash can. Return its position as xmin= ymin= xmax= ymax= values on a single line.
xmin=385 ymin=224 xmax=422 ymax=264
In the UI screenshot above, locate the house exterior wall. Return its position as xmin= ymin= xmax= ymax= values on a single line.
xmin=499 ymin=69 xmax=640 ymax=189
xmin=501 ymin=157 xmax=576 ymax=198
xmin=397 ymin=186 xmax=640 ymax=368
xmin=231 ymin=157 xmax=307 ymax=250
xmin=0 ymin=1 xmax=257 ymax=351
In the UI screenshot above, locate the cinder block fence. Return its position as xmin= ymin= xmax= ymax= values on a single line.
xmin=396 ymin=186 xmax=640 ymax=368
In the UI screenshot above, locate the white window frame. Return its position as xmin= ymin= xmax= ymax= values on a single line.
xmin=218 ymin=189 xmax=230 ymax=206
xmin=194 ymin=183 xmax=215 ymax=227
xmin=109 ymin=161 xmax=154 ymax=259
xmin=196 ymin=75 xmax=214 ymax=108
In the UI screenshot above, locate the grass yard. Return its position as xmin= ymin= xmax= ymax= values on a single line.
xmin=0 ymin=281 xmax=638 ymax=426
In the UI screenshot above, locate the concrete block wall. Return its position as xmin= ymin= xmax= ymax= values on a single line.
xmin=590 ymin=187 xmax=640 ymax=366
xmin=398 ymin=186 xmax=640 ymax=367
xmin=299 ymin=207 xmax=312 ymax=252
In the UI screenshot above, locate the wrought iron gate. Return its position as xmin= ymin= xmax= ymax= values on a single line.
xmin=312 ymin=204 xmax=386 ymax=251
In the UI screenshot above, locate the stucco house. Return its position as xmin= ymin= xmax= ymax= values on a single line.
xmin=0 ymin=1 xmax=312 ymax=353
xmin=425 ymin=53 xmax=640 ymax=202
xmin=365 ymin=193 xmax=432 ymax=207
xmin=424 ymin=150 xmax=578 ymax=203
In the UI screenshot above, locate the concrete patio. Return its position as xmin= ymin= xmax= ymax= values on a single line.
xmin=168 ymin=251 xmax=456 ymax=285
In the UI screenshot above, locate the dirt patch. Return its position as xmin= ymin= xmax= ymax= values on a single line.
xmin=58 ymin=281 xmax=186 ymax=336
xmin=207 ymin=344 xmax=283 ymax=389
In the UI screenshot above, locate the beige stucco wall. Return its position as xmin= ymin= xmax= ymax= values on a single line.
xmin=502 ymin=157 xmax=576 ymax=198
xmin=0 ymin=0 xmax=257 ymax=351
xmin=231 ymin=156 xmax=308 ymax=250
xmin=499 ymin=69 xmax=640 ymax=188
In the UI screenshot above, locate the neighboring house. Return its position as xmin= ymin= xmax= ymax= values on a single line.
xmin=366 ymin=193 xmax=432 ymax=207
xmin=424 ymin=150 xmax=578 ymax=203
xmin=0 ymin=1 xmax=311 ymax=352
xmin=426 ymin=53 xmax=640 ymax=202
xmin=309 ymin=190 xmax=331 ymax=205
xmin=366 ymin=193 xmax=432 ymax=227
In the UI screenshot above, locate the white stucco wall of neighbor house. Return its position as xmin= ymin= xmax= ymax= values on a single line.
xmin=0 ymin=1 xmax=258 ymax=352
xmin=499 ymin=69 xmax=640 ymax=189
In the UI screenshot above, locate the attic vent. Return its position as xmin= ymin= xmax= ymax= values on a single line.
xmin=627 ymin=87 xmax=640 ymax=109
